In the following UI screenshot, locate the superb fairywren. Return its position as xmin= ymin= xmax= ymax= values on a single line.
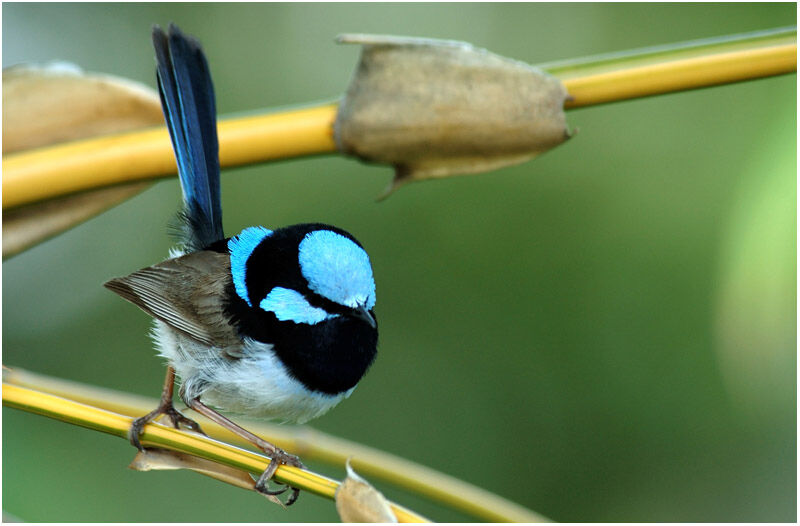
xmin=105 ymin=24 xmax=378 ymax=504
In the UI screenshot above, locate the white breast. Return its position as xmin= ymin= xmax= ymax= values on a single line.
xmin=152 ymin=320 xmax=352 ymax=424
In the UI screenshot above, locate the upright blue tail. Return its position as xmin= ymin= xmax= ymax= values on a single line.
xmin=153 ymin=24 xmax=224 ymax=251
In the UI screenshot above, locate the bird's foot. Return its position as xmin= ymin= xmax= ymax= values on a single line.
xmin=128 ymin=401 xmax=206 ymax=450
xmin=254 ymin=448 xmax=305 ymax=506
xmin=184 ymin=397 xmax=305 ymax=505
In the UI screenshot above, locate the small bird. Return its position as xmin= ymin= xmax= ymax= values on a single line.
xmin=105 ymin=24 xmax=378 ymax=504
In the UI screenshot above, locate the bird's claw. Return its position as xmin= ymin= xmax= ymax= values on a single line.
xmin=128 ymin=417 xmax=149 ymax=451
xmin=254 ymin=449 xmax=305 ymax=506
xmin=164 ymin=406 xmax=205 ymax=434
xmin=128 ymin=404 xmax=205 ymax=450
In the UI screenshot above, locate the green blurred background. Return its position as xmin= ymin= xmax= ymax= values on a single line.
xmin=3 ymin=3 xmax=796 ymax=522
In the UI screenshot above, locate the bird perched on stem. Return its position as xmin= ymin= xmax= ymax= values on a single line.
xmin=105 ymin=23 xmax=378 ymax=505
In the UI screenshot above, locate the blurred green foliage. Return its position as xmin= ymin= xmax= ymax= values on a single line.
xmin=3 ymin=3 xmax=795 ymax=522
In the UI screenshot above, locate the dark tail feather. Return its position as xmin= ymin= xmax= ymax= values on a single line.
xmin=153 ymin=24 xmax=224 ymax=250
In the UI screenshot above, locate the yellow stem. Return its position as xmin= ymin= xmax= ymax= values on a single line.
xmin=2 ymin=37 xmax=795 ymax=210
xmin=3 ymin=367 xmax=549 ymax=522
xmin=564 ymin=43 xmax=796 ymax=108
xmin=2 ymin=382 xmax=427 ymax=523
xmin=1 ymin=104 xmax=338 ymax=210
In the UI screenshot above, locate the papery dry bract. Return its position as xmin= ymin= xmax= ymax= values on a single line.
xmin=129 ymin=448 xmax=284 ymax=506
xmin=334 ymin=34 xmax=572 ymax=197
xmin=335 ymin=459 xmax=398 ymax=522
xmin=2 ymin=64 xmax=160 ymax=258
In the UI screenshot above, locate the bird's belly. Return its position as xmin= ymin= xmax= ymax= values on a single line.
xmin=153 ymin=321 xmax=351 ymax=424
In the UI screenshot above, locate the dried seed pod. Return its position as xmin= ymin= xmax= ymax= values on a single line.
xmin=334 ymin=34 xmax=572 ymax=196
xmin=335 ymin=459 xmax=398 ymax=523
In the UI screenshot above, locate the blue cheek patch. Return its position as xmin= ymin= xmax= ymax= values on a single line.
xmin=260 ymin=287 xmax=339 ymax=325
xmin=228 ymin=226 xmax=273 ymax=306
xmin=298 ymin=230 xmax=376 ymax=309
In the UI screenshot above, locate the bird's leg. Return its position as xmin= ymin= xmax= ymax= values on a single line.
xmin=185 ymin=397 xmax=304 ymax=505
xmin=129 ymin=365 xmax=205 ymax=450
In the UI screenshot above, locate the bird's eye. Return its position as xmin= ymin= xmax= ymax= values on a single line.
xmin=259 ymin=287 xmax=338 ymax=325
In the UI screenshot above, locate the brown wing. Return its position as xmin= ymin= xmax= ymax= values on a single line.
xmin=104 ymin=250 xmax=239 ymax=347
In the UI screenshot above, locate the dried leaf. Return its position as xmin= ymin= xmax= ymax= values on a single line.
xmin=3 ymin=184 xmax=149 ymax=259
xmin=334 ymin=34 xmax=572 ymax=197
xmin=335 ymin=459 xmax=398 ymax=523
xmin=2 ymin=62 xmax=162 ymax=258
xmin=129 ymin=448 xmax=283 ymax=506
xmin=3 ymin=62 xmax=163 ymax=154
xmin=129 ymin=448 xmax=255 ymax=489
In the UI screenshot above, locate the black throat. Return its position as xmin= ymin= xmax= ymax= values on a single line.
xmin=225 ymin=285 xmax=378 ymax=395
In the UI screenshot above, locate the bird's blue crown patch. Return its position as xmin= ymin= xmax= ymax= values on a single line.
xmin=298 ymin=230 xmax=376 ymax=309
xmin=228 ymin=226 xmax=273 ymax=306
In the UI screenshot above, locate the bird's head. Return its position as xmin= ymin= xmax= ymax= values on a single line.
xmin=228 ymin=224 xmax=377 ymax=329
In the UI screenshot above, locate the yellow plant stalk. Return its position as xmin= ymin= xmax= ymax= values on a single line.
xmin=2 ymin=30 xmax=795 ymax=210
xmin=2 ymin=382 xmax=428 ymax=523
xmin=2 ymin=104 xmax=337 ymax=209
xmin=4 ymin=368 xmax=549 ymax=522
xmin=564 ymin=43 xmax=796 ymax=108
